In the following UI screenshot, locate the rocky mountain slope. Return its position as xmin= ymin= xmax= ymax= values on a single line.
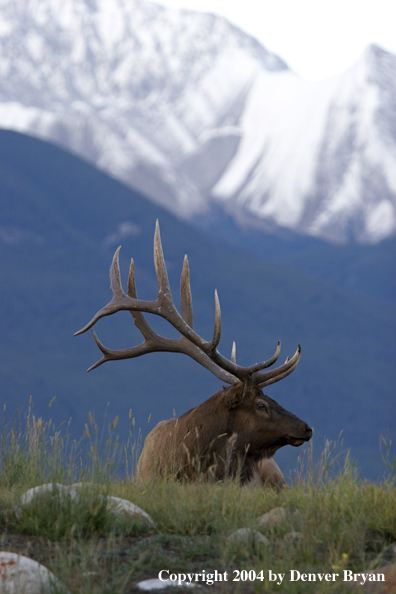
xmin=0 ymin=0 xmax=395 ymax=242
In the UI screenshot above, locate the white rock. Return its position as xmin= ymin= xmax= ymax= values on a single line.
xmin=0 ymin=552 xmax=68 ymax=593
xmin=105 ymin=496 xmax=156 ymax=528
xmin=228 ymin=528 xmax=270 ymax=546
xmin=257 ymin=507 xmax=303 ymax=530
xmin=137 ymin=578 xmax=197 ymax=590
xmin=257 ymin=506 xmax=286 ymax=529
xmin=18 ymin=484 xmax=79 ymax=507
xmin=15 ymin=483 xmax=80 ymax=518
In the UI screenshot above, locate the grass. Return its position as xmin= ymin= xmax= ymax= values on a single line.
xmin=0 ymin=408 xmax=395 ymax=593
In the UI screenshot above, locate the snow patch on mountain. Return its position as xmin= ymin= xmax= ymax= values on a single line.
xmin=212 ymin=46 xmax=396 ymax=242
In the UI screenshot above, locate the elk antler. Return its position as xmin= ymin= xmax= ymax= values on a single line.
xmin=75 ymin=220 xmax=300 ymax=387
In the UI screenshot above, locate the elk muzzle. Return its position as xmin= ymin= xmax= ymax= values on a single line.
xmin=287 ymin=423 xmax=313 ymax=446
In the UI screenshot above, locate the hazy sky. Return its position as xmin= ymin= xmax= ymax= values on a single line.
xmin=155 ymin=0 xmax=396 ymax=81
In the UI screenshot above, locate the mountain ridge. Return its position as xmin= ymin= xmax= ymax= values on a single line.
xmin=0 ymin=0 xmax=395 ymax=243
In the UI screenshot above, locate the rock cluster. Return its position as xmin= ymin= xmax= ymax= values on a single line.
xmin=2 ymin=482 xmax=155 ymax=593
xmin=228 ymin=505 xmax=305 ymax=546
xmin=4 ymin=494 xmax=395 ymax=593
xmin=224 ymin=506 xmax=396 ymax=594
xmin=14 ymin=482 xmax=156 ymax=527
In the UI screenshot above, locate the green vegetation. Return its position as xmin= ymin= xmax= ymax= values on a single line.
xmin=0 ymin=410 xmax=395 ymax=593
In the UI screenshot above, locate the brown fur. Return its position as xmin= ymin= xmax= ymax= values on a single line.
xmin=137 ymin=383 xmax=312 ymax=487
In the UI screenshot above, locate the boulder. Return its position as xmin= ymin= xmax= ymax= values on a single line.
xmin=105 ymin=496 xmax=156 ymax=528
xmin=257 ymin=506 xmax=286 ymax=529
xmin=15 ymin=483 xmax=79 ymax=518
xmin=257 ymin=507 xmax=303 ymax=530
xmin=18 ymin=483 xmax=79 ymax=506
xmin=228 ymin=528 xmax=270 ymax=546
xmin=0 ymin=552 xmax=68 ymax=593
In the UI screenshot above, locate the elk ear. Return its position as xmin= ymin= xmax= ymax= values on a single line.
xmin=222 ymin=383 xmax=246 ymax=410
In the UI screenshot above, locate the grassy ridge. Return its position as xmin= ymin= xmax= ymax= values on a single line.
xmin=0 ymin=412 xmax=395 ymax=593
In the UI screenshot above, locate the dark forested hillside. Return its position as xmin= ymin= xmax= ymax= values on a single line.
xmin=0 ymin=130 xmax=394 ymax=479
xmin=197 ymin=209 xmax=396 ymax=305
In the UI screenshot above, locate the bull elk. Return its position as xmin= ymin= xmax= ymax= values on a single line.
xmin=75 ymin=221 xmax=312 ymax=487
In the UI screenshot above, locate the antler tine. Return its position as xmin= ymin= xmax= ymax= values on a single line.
xmin=154 ymin=219 xmax=172 ymax=298
xmin=74 ymin=247 xmax=131 ymax=336
xmin=127 ymin=258 xmax=137 ymax=299
xmin=180 ymin=255 xmax=193 ymax=328
xmin=86 ymin=331 xmax=113 ymax=371
xmin=126 ymin=257 xmax=158 ymax=338
xmin=231 ymin=341 xmax=236 ymax=363
xmin=258 ymin=356 xmax=300 ymax=388
xmin=253 ymin=345 xmax=301 ymax=387
xmin=110 ymin=246 xmax=125 ymax=298
xmin=208 ymin=289 xmax=221 ymax=351
xmin=86 ymin=329 xmax=167 ymax=373
xmin=244 ymin=340 xmax=281 ymax=375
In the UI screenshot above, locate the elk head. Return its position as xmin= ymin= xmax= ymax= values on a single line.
xmin=220 ymin=384 xmax=312 ymax=458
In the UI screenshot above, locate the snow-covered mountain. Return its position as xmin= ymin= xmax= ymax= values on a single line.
xmin=0 ymin=0 xmax=395 ymax=243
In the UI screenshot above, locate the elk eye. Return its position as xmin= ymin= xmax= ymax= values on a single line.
xmin=256 ymin=401 xmax=267 ymax=412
